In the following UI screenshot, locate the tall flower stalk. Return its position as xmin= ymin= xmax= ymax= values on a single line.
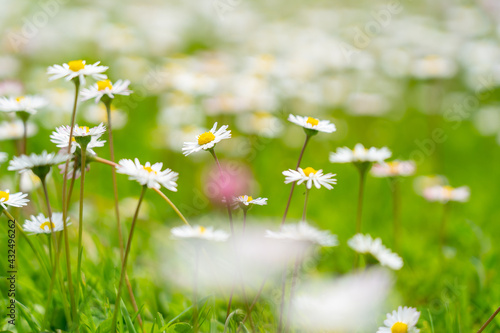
xmin=75 ymin=140 xmax=88 ymax=313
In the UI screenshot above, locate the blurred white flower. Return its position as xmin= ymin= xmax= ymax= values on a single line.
xmin=288 ymin=114 xmax=336 ymax=133
xmin=182 ymin=122 xmax=231 ymax=156
xmin=348 ymin=234 xmax=403 ymax=270
xmin=20 ymin=171 xmax=42 ymax=193
xmin=330 ymin=143 xmax=392 ymax=164
xmin=23 ymin=213 xmax=69 ymax=234
xmin=0 ymin=120 xmax=37 ymax=141
xmin=47 ymin=60 xmax=108 ymax=85
xmin=371 ymin=160 xmax=416 ymax=178
xmin=422 ymin=185 xmax=470 ymax=203
xmin=283 ymin=167 xmax=337 ymax=190
xmin=80 ymin=79 xmax=132 ymax=103
xmin=171 ymin=225 xmax=229 ymax=241
xmin=50 ymin=123 xmax=106 ymax=155
xmin=116 ymin=158 xmax=179 ymax=191
xmin=0 ymin=152 xmax=7 ymax=165
xmin=266 ymin=221 xmax=338 ymax=247
xmin=0 ymin=95 xmax=47 ymax=115
xmin=377 ymin=306 xmax=421 ymax=333
xmin=8 ymin=151 xmax=69 ymax=175
xmin=232 ymin=195 xmax=268 ymax=209
xmin=83 ymin=103 xmax=128 ymax=129
xmin=411 ymin=55 xmax=457 ymax=80
xmin=236 ymin=111 xmax=283 ymax=138
xmin=345 ymin=92 xmax=390 ymax=116
xmin=0 ymin=190 xmax=29 ymax=209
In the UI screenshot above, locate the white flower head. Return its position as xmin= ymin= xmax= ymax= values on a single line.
xmin=377 ymin=306 xmax=421 ymax=333
xmin=266 ymin=222 xmax=338 ymax=247
xmin=330 ymin=143 xmax=392 ymax=164
xmin=0 ymin=190 xmax=29 ymax=209
xmin=0 ymin=120 xmax=37 ymax=141
xmin=0 ymin=152 xmax=7 ymax=165
xmin=0 ymin=95 xmax=47 ymax=115
xmin=422 ymin=185 xmax=470 ymax=203
xmin=116 ymin=158 xmax=179 ymax=191
xmin=47 ymin=60 xmax=108 ymax=86
xmin=50 ymin=123 xmax=106 ymax=155
xmin=8 ymin=151 xmax=69 ymax=178
xmin=171 ymin=225 xmax=229 ymax=242
xmin=371 ymin=160 xmax=416 ymax=178
xmin=232 ymin=195 xmax=268 ymax=209
xmin=80 ymin=79 xmax=132 ymax=103
xmin=288 ymin=114 xmax=336 ymax=134
xmin=283 ymin=167 xmax=337 ymax=190
xmin=182 ymin=122 xmax=231 ymax=156
xmin=23 ymin=213 xmax=69 ymax=234
xmin=348 ymin=234 xmax=403 ymax=270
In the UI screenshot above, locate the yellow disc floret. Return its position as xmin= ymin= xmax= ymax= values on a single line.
xmin=143 ymin=166 xmax=157 ymax=174
xmin=302 ymin=167 xmax=317 ymax=176
xmin=40 ymin=221 xmax=55 ymax=231
xmin=199 ymin=226 xmax=206 ymax=234
xmin=97 ymin=79 xmax=113 ymax=91
xmin=306 ymin=117 xmax=319 ymax=126
xmin=246 ymin=196 xmax=253 ymax=202
xmin=391 ymin=322 xmax=408 ymax=333
xmin=16 ymin=96 xmax=25 ymax=102
xmin=198 ymin=132 xmax=215 ymax=145
xmin=68 ymin=60 xmax=85 ymax=72
xmin=0 ymin=191 xmax=10 ymax=201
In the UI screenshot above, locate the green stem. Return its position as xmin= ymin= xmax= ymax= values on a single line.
xmin=22 ymin=118 xmax=28 ymax=155
xmin=284 ymin=251 xmax=303 ymax=333
xmin=477 ymin=306 xmax=500 ymax=333
xmin=193 ymin=247 xmax=199 ymax=333
xmin=301 ymin=189 xmax=310 ymax=222
xmin=209 ymin=149 xmax=234 ymax=235
xmin=391 ymin=178 xmax=401 ymax=252
xmin=356 ymin=168 xmax=367 ymax=234
xmin=75 ymin=145 xmax=87 ymax=323
xmin=111 ymin=186 xmax=147 ymax=333
xmin=439 ymin=202 xmax=451 ymax=250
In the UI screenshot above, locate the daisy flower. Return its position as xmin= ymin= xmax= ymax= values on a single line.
xmin=50 ymin=123 xmax=106 ymax=155
xmin=182 ymin=122 xmax=231 ymax=156
xmin=116 ymin=158 xmax=179 ymax=191
xmin=0 ymin=95 xmax=47 ymax=115
xmin=0 ymin=190 xmax=29 ymax=209
xmin=8 ymin=151 xmax=69 ymax=179
xmin=422 ymin=185 xmax=470 ymax=203
xmin=0 ymin=152 xmax=7 ymax=165
xmin=232 ymin=195 xmax=268 ymax=209
xmin=371 ymin=160 xmax=416 ymax=178
xmin=23 ymin=213 xmax=69 ymax=234
xmin=288 ymin=114 xmax=336 ymax=134
xmin=47 ymin=60 xmax=108 ymax=85
xmin=330 ymin=143 xmax=392 ymax=164
xmin=348 ymin=234 xmax=403 ymax=270
xmin=80 ymin=79 xmax=132 ymax=103
xmin=0 ymin=120 xmax=37 ymax=141
xmin=171 ymin=225 xmax=229 ymax=242
xmin=266 ymin=222 xmax=338 ymax=247
xmin=377 ymin=306 xmax=421 ymax=333
xmin=283 ymin=167 xmax=337 ymax=190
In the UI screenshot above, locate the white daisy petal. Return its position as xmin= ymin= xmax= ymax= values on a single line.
xmin=182 ymin=122 xmax=231 ymax=156
xmin=282 ymin=167 xmax=337 ymax=190
xmin=348 ymin=233 xmax=403 ymax=270
xmin=266 ymin=222 xmax=338 ymax=247
xmin=330 ymin=143 xmax=392 ymax=164
xmin=288 ymin=114 xmax=336 ymax=133
xmin=171 ymin=225 xmax=229 ymax=242
xmin=80 ymin=79 xmax=132 ymax=103
xmin=22 ymin=213 xmax=70 ymax=234
xmin=116 ymin=158 xmax=179 ymax=191
xmin=47 ymin=60 xmax=108 ymax=84
xmin=0 ymin=189 xmax=29 ymax=209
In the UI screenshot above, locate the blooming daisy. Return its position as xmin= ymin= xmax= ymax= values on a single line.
xmin=330 ymin=143 xmax=392 ymax=164
xmin=8 ymin=151 xmax=69 ymax=179
xmin=50 ymin=123 xmax=106 ymax=155
xmin=116 ymin=158 xmax=179 ymax=191
xmin=182 ymin=122 xmax=231 ymax=156
xmin=0 ymin=95 xmax=47 ymax=115
xmin=47 ymin=60 xmax=108 ymax=85
xmin=266 ymin=222 xmax=338 ymax=247
xmin=23 ymin=213 xmax=69 ymax=234
xmin=80 ymin=79 xmax=132 ymax=103
xmin=283 ymin=167 xmax=337 ymax=190
xmin=232 ymin=195 xmax=268 ymax=209
xmin=0 ymin=190 xmax=29 ymax=209
xmin=377 ymin=306 xmax=421 ymax=333
xmin=0 ymin=120 xmax=37 ymax=141
xmin=171 ymin=225 xmax=229 ymax=241
xmin=288 ymin=114 xmax=336 ymax=134
xmin=371 ymin=160 xmax=416 ymax=178
xmin=348 ymin=234 xmax=403 ymax=270
xmin=422 ymin=185 xmax=470 ymax=203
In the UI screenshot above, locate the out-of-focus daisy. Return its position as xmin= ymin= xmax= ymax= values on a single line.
xmin=116 ymin=158 xmax=179 ymax=191
xmin=377 ymin=306 xmax=421 ymax=333
xmin=371 ymin=160 xmax=416 ymax=178
xmin=283 ymin=167 xmax=337 ymax=190
xmin=330 ymin=143 xmax=392 ymax=164
xmin=0 ymin=190 xmax=29 ymax=209
xmin=47 ymin=60 xmax=108 ymax=85
xmin=0 ymin=120 xmax=37 ymax=141
xmin=50 ymin=123 xmax=106 ymax=154
xmin=0 ymin=95 xmax=47 ymax=115
xmin=232 ymin=195 xmax=268 ymax=210
xmin=182 ymin=122 xmax=231 ymax=156
xmin=236 ymin=111 xmax=283 ymax=138
xmin=19 ymin=171 xmax=42 ymax=193
xmin=171 ymin=225 xmax=229 ymax=241
xmin=266 ymin=222 xmax=338 ymax=247
xmin=422 ymin=185 xmax=470 ymax=203
xmin=0 ymin=152 xmax=7 ymax=165
xmin=348 ymin=234 xmax=403 ymax=270
xmin=22 ymin=213 xmax=69 ymax=234
xmin=412 ymin=54 xmax=457 ymax=80
xmin=80 ymin=79 xmax=132 ymax=103
xmin=288 ymin=114 xmax=336 ymax=134
xmin=83 ymin=103 xmax=128 ymax=129
xmin=8 ymin=151 xmax=69 ymax=179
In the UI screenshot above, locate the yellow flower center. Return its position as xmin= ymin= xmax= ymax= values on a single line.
xmin=0 ymin=191 xmax=10 ymax=201
xmin=302 ymin=167 xmax=317 ymax=176
xmin=391 ymin=322 xmax=408 ymax=333
xmin=199 ymin=226 xmax=206 ymax=234
xmin=80 ymin=126 xmax=89 ymax=133
xmin=388 ymin=161 xmax=400 ymax=174
xmin=198 ymin=132 xmax=215 ymax=145
xmin=68 ymin=60 xmax=85 ymax=72
xmin=306 ymin=117 xmax=319 ymax=126
xmin=443 ymin=185 xmax=454 ymax=198
xmin=246 ymin=196 xmax=253 ymax=202
xmin=16 ymin=96 xmax=25 ymax=102
xmin=40 ymin=221 xmax=55 ymax=231
xmin=143 ymin=166 xmax=157 ymax=174
xmin=97 ymin=79 xmax=113 ymax=91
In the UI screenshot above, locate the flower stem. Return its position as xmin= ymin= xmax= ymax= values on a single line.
xmin=391 ymin=178 xmax=401 ymax=252
xmin=193 ymin=247 xmax=200 ymax=333
xmin=284 ymin=251 xmax=302 ymax=333
xmin=209 ymin=149 xmax=234 ymax=235
xmin=282 ymin=135 xmax=310 ymax=227
xmin=75 ymin=145 xmax=87 ymax=322
xmin=356 ymin=168 xmax=367 ymax=234
xmin=22 ymin=119 xmax=28 ymax=155
xmin=111 ymin=186 xmax=147 ymax=333
xmin=439 ymin=202 xmax=451 ymax=250
xmin=242 ymin=209 xmax=247 ymax=234
xmin=477 ymin=306 xmax=500 ymax=333
xmin=301 ymin=189 xmax=310 ymax=222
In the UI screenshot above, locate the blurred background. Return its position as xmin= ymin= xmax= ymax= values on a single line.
xmin=1 ymin=0 xmax=500 ymax=331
